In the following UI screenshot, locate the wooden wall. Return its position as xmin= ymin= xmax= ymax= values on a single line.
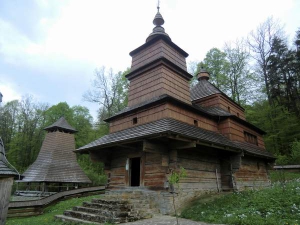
xmin=166 ymin=103 xmax=218 ymax=132
xmin=109 ymin=102 xmax=219 ymax=133
xmin=234 ymin=156 xmax=270 ymax=190
xmin=176 ymin=149 xmax=221 ymax=192
xmin=194 ymin=94 xmax=245 ymax=120
xmin=144 ymin=153 xmax=167 ymax=187
xmin=109 ymin=103 xmax=168 ymax=133
xmin=0 ymin=177 xmax=14 ymax=225
xmin=218 ymin=118 xmax=265 ymax=149
xmin=131 ymin=39 xmax=187 ymax=72
xmin=127 ymin=65 xmax=191 ymax=107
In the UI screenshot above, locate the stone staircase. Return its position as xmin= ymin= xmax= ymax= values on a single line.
xmin=55 ymin=188 xmax=160 ymax=224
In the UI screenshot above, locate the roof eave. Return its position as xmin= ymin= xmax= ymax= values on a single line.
xmin=129 ymin=35 xmax=189 ymax=58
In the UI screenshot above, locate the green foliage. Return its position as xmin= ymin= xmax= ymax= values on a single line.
xmin=269 ymin=171 xmax=300 ymax=183
xmin=245 ymin=101 xmax=300 ymax=157
xmin=77 ymin=154 xmax=106 ymax=186
xmin=6 ymin=195 xmax=103 ymax=225
xmin=181 ymin=175 xmax=300 ymax=225
xmin=291 ymin=141 xmax=300 ymax=164
xmin=169 ymin=167 xmax=187 ymax=186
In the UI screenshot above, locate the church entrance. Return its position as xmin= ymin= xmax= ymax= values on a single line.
xmin=130 ymin=157 xmax=141 ymax=186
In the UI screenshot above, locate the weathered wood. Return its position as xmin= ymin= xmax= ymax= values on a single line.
xmin=0 ymin=177 xmax=14 ymax=225
xmin=170 ymin=141 xmax=196 ymax=150
xmin=143 ymin=140 xmax=168 ymax=154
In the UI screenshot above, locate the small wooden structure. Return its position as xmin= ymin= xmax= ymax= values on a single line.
xmin=76 ymin=7 xmax=275 ymax=213
xmin=0 ymin=138 xmax=19 ymax=225
xmin=18 ymin=117 xmax=91 ymax=193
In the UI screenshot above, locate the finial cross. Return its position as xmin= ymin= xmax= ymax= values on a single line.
xmin=157 ymin=0 xmax=160 ymax=12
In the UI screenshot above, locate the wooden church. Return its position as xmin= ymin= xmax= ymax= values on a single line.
xmin=76 ymin=6 xmax=275 ymax=203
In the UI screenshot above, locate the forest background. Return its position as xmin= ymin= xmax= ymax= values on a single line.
xmin=0 ymin=17 xmax=300 ymax=184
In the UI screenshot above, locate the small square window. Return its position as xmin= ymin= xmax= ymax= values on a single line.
xmin=194 ymin=120 xmax=198 ymax=127
xmin=133 ymin=117 xmax=138 ymax=125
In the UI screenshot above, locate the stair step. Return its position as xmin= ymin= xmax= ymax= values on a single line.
xmin=91 ymin=198 xmax=128 ymax=205
xmin=64 ymin=210 xmax=121 ymax=223
xmin=55 ymin=215 xmax=102 ymax=224
xmin=73 ymin=206 xmax=130 ymax=218
xmin=83 ymin=201 xmax=132 ymax=211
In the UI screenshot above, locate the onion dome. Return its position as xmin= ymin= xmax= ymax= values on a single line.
xmin=146 ymin=5 xmax=171 ymax=42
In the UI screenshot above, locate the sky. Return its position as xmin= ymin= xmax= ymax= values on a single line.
xmin=0 ymin=0 xmax=299 ymax=120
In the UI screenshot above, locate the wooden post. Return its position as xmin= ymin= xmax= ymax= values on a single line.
xmin=0 ymin=177 xmax=14 ymax=225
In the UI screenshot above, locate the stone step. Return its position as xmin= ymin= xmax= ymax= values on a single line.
xmin=63 ymin=209 xmax=122 ymax=223
xmin=83 ymin=201 xmax=132 ymax=211
xmin=91 ymin=198 xmax=128 ymax=205
xmin=55 ymin=215 xmax=102 ymax=224
xmin=73 ymin=206 xmax=130 ymax=218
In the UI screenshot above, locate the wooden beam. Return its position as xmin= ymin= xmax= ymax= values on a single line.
xmin=116 ymin=144 xmax=137 ymax=150
xmin=143 ymin=140 xmax=168 ymax=154
xmin=170 ymin=141 xmax=196 ymax=149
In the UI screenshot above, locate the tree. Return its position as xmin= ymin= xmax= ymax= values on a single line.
xmin=83 ymin=67 xmax=129 ymax=131
xmin=224 ymin=39 xmax=258 ymax=104
xmin=201 ymin=48 xmax=229 ymax=93
xmin=247 ymin=17 xmax=284 ymax=105
xmin=5 ymin=96 xmax=49 ymax=171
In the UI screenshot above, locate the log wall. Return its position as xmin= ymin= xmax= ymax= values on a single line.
xmin=0 ymin=177 xmax=14 ymax=225
xmin=176 ymin=149 xmax=221 ymax=192
xmin=131 ymin=39 xmax=187 ymax=72
xmin=144 ymin=153 xmax=167 ymax=187
xmin=127 ymin=66 xmax=191 ymax=107
xmin=234 ymin=156 xmax=270 ymax=190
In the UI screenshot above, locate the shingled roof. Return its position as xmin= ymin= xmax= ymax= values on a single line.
xmin=0 ymin=138 xmax=19 ymax=177
xmin=191 ymin=79 xmax=221 ymax=101
xmin=44 ymin=116 xmax=77 ymax=133
xmin=77 ymin=118 xmax=274 ymax=159
xmin=20 ymin=118 xmax=90 ymax=183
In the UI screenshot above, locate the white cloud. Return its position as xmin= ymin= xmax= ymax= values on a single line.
xmin=0 ymin=80 xmax=22 ymax=103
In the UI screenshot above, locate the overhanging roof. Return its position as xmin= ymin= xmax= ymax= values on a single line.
xmin=76 ymin=118 xmax=274 ymax=159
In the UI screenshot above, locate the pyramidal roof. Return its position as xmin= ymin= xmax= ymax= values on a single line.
xmin=20 ymin=117 xmax=90 ymax=183
xmin=44 ymin=116 xmax=77 ymax=133
xmin=0 ymin=138 xmax=19 ymax=177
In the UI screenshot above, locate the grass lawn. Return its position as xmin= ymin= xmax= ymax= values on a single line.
xmin=181 ymin=171 xmax=300 ymax=225
xmin=7 ymin=195 xmax=102 ymax=225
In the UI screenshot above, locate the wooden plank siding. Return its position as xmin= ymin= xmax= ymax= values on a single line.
xmin=0 ymin=177 xmax=14 ymax=225
xmin=110 ymin=102 xmax=219 ymax=133
xmin=234 ymin=156 xmax=270 ymax=189
xmin=194 ymin=94 xmax=245 ymax=120
xmin=109 ymin=104 xmax=167 ymax=133
xmin=218 ymin=118 xmax=265 ymax=149
xmin=128 ymin=65 xmax=191 ymax=107
xmin=166 ymin=103 xmax=218 ymax=132
xmin=131 ymin=39 xmax=187 ymax=72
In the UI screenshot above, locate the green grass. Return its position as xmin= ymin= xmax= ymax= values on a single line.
xmin=7 ymin=195 xmax=102 ymax=225
xmin=181 ymin=171 xmax=300 ymax=225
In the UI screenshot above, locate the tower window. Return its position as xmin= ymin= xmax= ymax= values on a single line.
xmin=133 ymin=117 xmax=138 ymax=125
xmin=194 ymin=120 xmax=198 ymax=127
xmin=228 ymin=106 xmax=231 ymax=113
xmin=244 ymin=131 xmax=258 ymax=145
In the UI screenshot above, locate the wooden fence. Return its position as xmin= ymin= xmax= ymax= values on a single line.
xmin=8 ymin=186 xmax=105 ymax=217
